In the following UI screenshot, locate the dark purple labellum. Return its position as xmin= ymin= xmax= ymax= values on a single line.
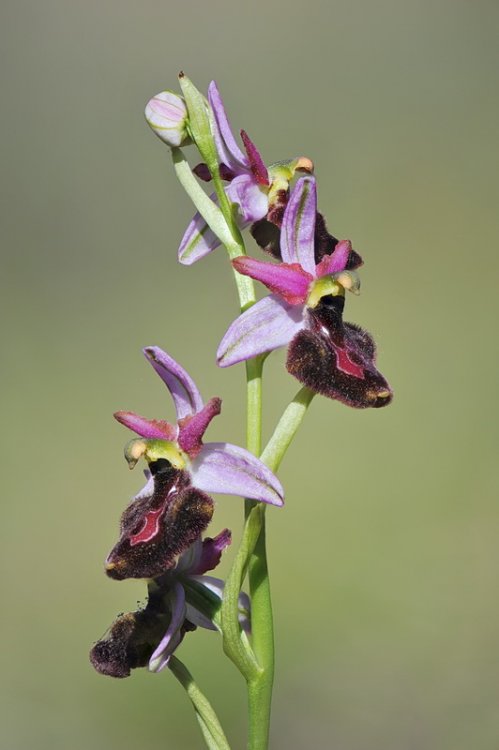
xmin=286 ymin=295 xmax=393 ymax=408
xmin=250 ymin=218 xmax=282 ymax=258
xmin=89 ymin=584 xmax=195 ymax=678
xmin=105 ymin=463 xmax=214 ymax=580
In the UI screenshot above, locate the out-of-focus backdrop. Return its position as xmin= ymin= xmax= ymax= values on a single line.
xmin=2 ymin=1 xmax=498 ymax=748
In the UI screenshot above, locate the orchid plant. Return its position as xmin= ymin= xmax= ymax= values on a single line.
xmin=91 ymin=73 xmax=393 ymax=750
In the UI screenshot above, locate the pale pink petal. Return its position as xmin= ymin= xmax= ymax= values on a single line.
xmin=225 ymin=174 xmax=268 ymax=223
xmin=280 ymin=176 xmax=317 ymax=275
xmin=208 ymin=81 xmax=248 ymax=171
xmin=178 ymin=200 xmax=221 ymax=266
xmin=143 ymin=347 xmax=204 ymax=420
xmin=217 ymin=295 xmax=305 ymax=367
xmin=190 ymin=443 xmax=284 ymax=506
xmin=148 ymin=582 xmax=186 ymax=672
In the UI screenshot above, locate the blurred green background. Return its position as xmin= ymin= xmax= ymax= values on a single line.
xmin=2 ymin=0 xmax=498 ymax=748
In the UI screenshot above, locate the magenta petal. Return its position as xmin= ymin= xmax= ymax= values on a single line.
xmin=280 ymin=176 xmax=317 ymax=275
xmin=217 ymin=294 xmax=305 ymax=367
xmin=178 ymin=397 xmax=222 ymax=456
xmin=233 ymin=256 xmax=312 ymax=305
xmin=192 ymin=529 xmax=232 ymax=575
xmin=190 ymin=442 xmax=284 ymax=506
xmin=143 ymin=347 xmax=204 ymax=421
xmin=225 ymin=174 xmax=268 ymax=223
xmin=240 ymin=130 xmax=269 ymax=186
xmin=149 ymin=582 xmax=186 ymax=672
xmin=208 ymin=81 xmax=248 ymax=172
xmin=113 ymin=411 xmax=176 ymax=440
xmin=315 ymin=239 xmax=353 ymax=277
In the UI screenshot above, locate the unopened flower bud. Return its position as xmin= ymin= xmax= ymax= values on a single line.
xmin=145 ymin=91 xmax=191 ymax=147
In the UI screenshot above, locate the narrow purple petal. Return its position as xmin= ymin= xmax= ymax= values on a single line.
xmin=178 ymin=202 xmax=221 ymax=265
xmin=225 ymin=174 xmax=268 ymax=223
xmin=143 ymin=347 xmax=204 ymax=421
xmin=280 ymin=176 xmax=317 ymax=275
xmin=192 ymin=529 xmax=232 ymax=575
xmin=208 ymin=81 xmax=248 ymax=172
xmin=190 ymin=443 xmax=284 ymax=506
xmin=217 ymin=294 xmax=305 ymax=367
xmin=233 ymin=256 xmax=313 ymax=305
xmin=149 ymin=582 xmax=186 ymax=672
xmin=178 ymin=397 xmax=222 ymax=456
xmin=240 ymin=130 xmax=269 ymax=186
xmin=113 ymin=411 xmax=176 ymax=440
xmin=315 ymin=239 xmax=353 ymax=277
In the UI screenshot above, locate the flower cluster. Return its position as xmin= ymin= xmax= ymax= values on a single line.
xmin=91 ymin=77 xmax=393 ymax=683
xmin=161 ymin=78 xmax=392 ymax=409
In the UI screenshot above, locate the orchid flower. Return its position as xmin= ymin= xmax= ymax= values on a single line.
xmin=106 ymin=346 xmax=283 ymax=580
xmin=217 ymin=176 xmax=393 ymax=409
xmin=91 ymin=528 xmax=250 ymax=677
xmin=178 ymin=80 xmax=313 ymax=265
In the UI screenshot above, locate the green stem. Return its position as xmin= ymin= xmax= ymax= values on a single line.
xmin=220 ymin=503 xmax=263 ymax=681
xmin=261 ymin=387 xmax=315 ymax=473
xmin=244 ymin=356 xmax=274 ymax=750
xmin=244 ymin=387 xmax=315 ymax=749
xmin=170 ymin=147 xmax=255 ymax=309
xmin=169 ymin=656 xmax=232 ymax=750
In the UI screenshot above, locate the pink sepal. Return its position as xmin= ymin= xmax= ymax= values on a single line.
xmin=233 ymin=256 xmax=312 ymax=305
xmin=113 ymin=411 xmax=176 ymax=440
xmin=178 ymin=397 xmax=222 ymax=457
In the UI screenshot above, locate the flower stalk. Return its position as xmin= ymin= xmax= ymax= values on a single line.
xmin=169 ymin=656 xmax=232 ymax=750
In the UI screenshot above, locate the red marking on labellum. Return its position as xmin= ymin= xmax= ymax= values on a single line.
xmin=334 ymin=346 xmax=365 ymax=379
xmin=130 ymin=506 xmax=164 ymax=546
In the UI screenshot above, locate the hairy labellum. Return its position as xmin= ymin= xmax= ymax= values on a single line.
xmin=286 ymin=295 xmax=392 ymax=408
xmin=89 ymin=584 xmax=195 ymax=678
xmin=106 ymin=461 xmax=214 ymax=580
